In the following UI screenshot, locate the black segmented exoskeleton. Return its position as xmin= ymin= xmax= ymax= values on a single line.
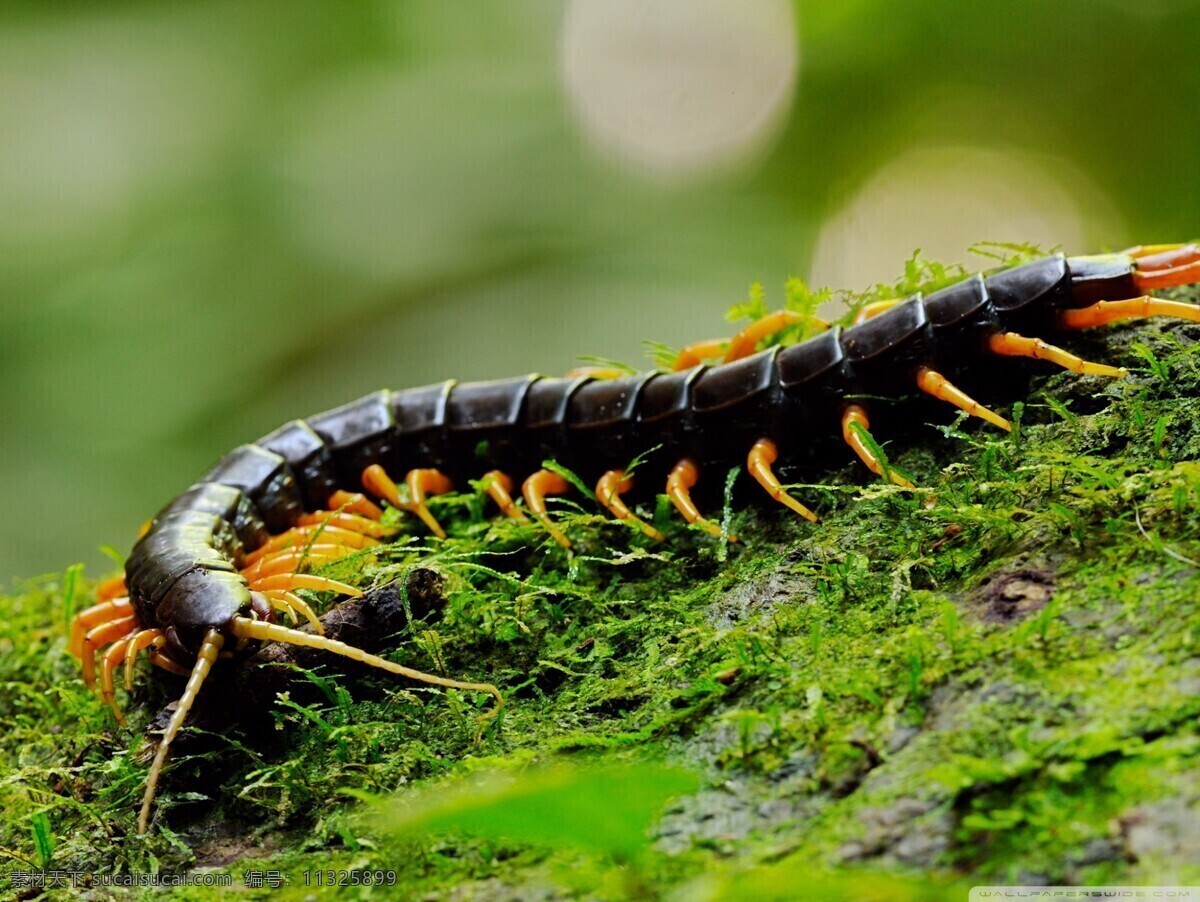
xmin=68 ymin=244 xmax=1200 ymax=833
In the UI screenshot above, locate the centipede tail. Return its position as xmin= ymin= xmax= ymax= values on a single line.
xmin=69 ymin=243 xmax=1200 ymax=834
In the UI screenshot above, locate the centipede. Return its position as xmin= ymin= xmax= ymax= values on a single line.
xmin=69 ymin=242 xmax=1200 ymax=835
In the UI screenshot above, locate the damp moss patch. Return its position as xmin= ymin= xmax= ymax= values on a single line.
xmin=2 ymin=274 xmax=1199 ymax=899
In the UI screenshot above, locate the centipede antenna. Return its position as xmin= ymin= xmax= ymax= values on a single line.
xmin=596 ymin=470 xmax=665 ymax=540
xmin=1058 ymin=296 xmax=1200 ymax=330
xmin=724 ymin=310 xmax=828 ymax=363
xmin=481 ymin=470 xmax=529 ymax=524
xmin=138 ymin=628 xmax=224 ymax=835
xmin=522 ymin=469 xmax=573 ymax=549
xmin=987 ymin=332 xmax=1128 ymax=378
xmin=746 ymin=439 xmax=820 ymax=523
xmin=666 ymin=458 xmax=733 ymax=540
xmin=841 ymin=405 xmax=916 ymax=489
xmin=228 ymin=616 xmax=504 ymax=721
xmin=915 ymin=367 xmax=1011 ymax=432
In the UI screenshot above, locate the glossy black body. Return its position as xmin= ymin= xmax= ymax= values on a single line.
xmin=126 ymin=254 xmax=1138 ymax=652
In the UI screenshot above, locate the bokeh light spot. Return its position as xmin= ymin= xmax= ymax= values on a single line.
xmin=560 ymin=0 xmax=798 ymax=179
xmin=809 ymin=146 xmax=1119 ymax=290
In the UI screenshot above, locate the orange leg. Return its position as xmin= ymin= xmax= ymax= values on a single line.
xmin=666 ymin=458 xmax=733 ymax=540
xmin=853 ymin=299 xmax=902 ymax=325
xmin=522 ymin=470 xmax=572 ymax=549
xmin=361 ymin=464 xmax=452 ymax=539
xmin=1125 ymin=242 xmax=1200 ymax=269
xmin=1058 ymin=295 xmax=1200 ymax=330
xmin=70 ymin=597 xmax=133 ymax=659
xmin=482 ymin=470 xmax=528 ymax=524
xmin=149 ymin=644 xmax=190 ymax=678
xmin=243 ymin=526 xmax=380 ymax=566
xmin=296 ymin=510 xmax=397 ymax=539
xmin=596 ymin=470 xmax=665 ymax=540
xmin=247 ymin=573 xmax=362 ymax=598
xmin=240 ymin=548 xmax=348 ymax=581
xmin=123 ymin=628 xmax=164 ymax=691
xmin=841 ymin=405 xmax=915 ymax=489
xmin=987 ymin=331 xmax=1127 ymax=378
xmin=724 ymin=311 xmax=827 ymax=364
xmin=1134 ymin=260 xmax=1200 ymax=291
xmin=100 ymin=638 xmax=135 ymax=725
xmin=96 ymin=574 xmax=128 ymax=601
xmin=672 ymin=338 xmax=727 ymax=372
xmin=746 ymin=439 xmax=819 ymax=523
xmin=915 ymin=367 xmax=1011 ymax=432
xmin=327 ymin=490 xmax=385 ymax=521
xmin=81 ymin=616 xmax=138 ymax=689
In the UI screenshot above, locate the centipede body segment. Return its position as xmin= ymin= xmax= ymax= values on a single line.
xmin=69 ymin=244 xmax=1200 ymax=834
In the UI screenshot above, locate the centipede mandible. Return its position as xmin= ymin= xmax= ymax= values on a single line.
xmin=69 ymin=242 xmax=1200 ymax=834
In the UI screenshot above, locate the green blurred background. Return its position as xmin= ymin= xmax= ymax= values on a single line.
xmin=2 ymin=0 xmax=1198 ymax=583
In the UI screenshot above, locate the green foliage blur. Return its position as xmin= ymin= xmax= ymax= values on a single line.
xmin=1 ymin=0 xmax=1197 ymax=581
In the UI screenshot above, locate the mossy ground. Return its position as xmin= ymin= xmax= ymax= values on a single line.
xmin=3 ymin=277 xmax=1200 ymax=900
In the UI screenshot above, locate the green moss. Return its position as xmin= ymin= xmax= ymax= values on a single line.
xmin=3 ymin=265 xmax=1200 ymax=898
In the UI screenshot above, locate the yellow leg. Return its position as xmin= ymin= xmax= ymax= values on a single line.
xmin=1125 ymin=242 xmax=1200 ymax=269
xmin=564 ymin=366 xmax=628 ymax=379
xmin=246 ymin=573 xmax=362 ymax=597
xmin=665 ymin=459 xmax=733 ymax=540
xmin=987 ymin=331 xmax=1127 ymax=377
xmin=522 ymin=470 xmax=572 ymax=549
xmin=1058 ymin=295 xmax=1200 ymax=330
xmin=746 ymin=439 xmax=819 ymax=522
xmin=148 ymin=644 xmax=190 ymax=678
xmin=841 ymin=405 xmax=915 ymax=489
xmin=482 ymin=470 xmax=529 ymax=524
xmin=138 ymin=629 xmax=224 ymax=835
xmin=853 ymin=299 xmax=902 ymax=325
xmin=596 ymin=470 xmax=665 ymax=540
xmin=915 ymin=367 xmax=1011 ymax=432
xmin=262 ymin=589 xmax=325 ymax=634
